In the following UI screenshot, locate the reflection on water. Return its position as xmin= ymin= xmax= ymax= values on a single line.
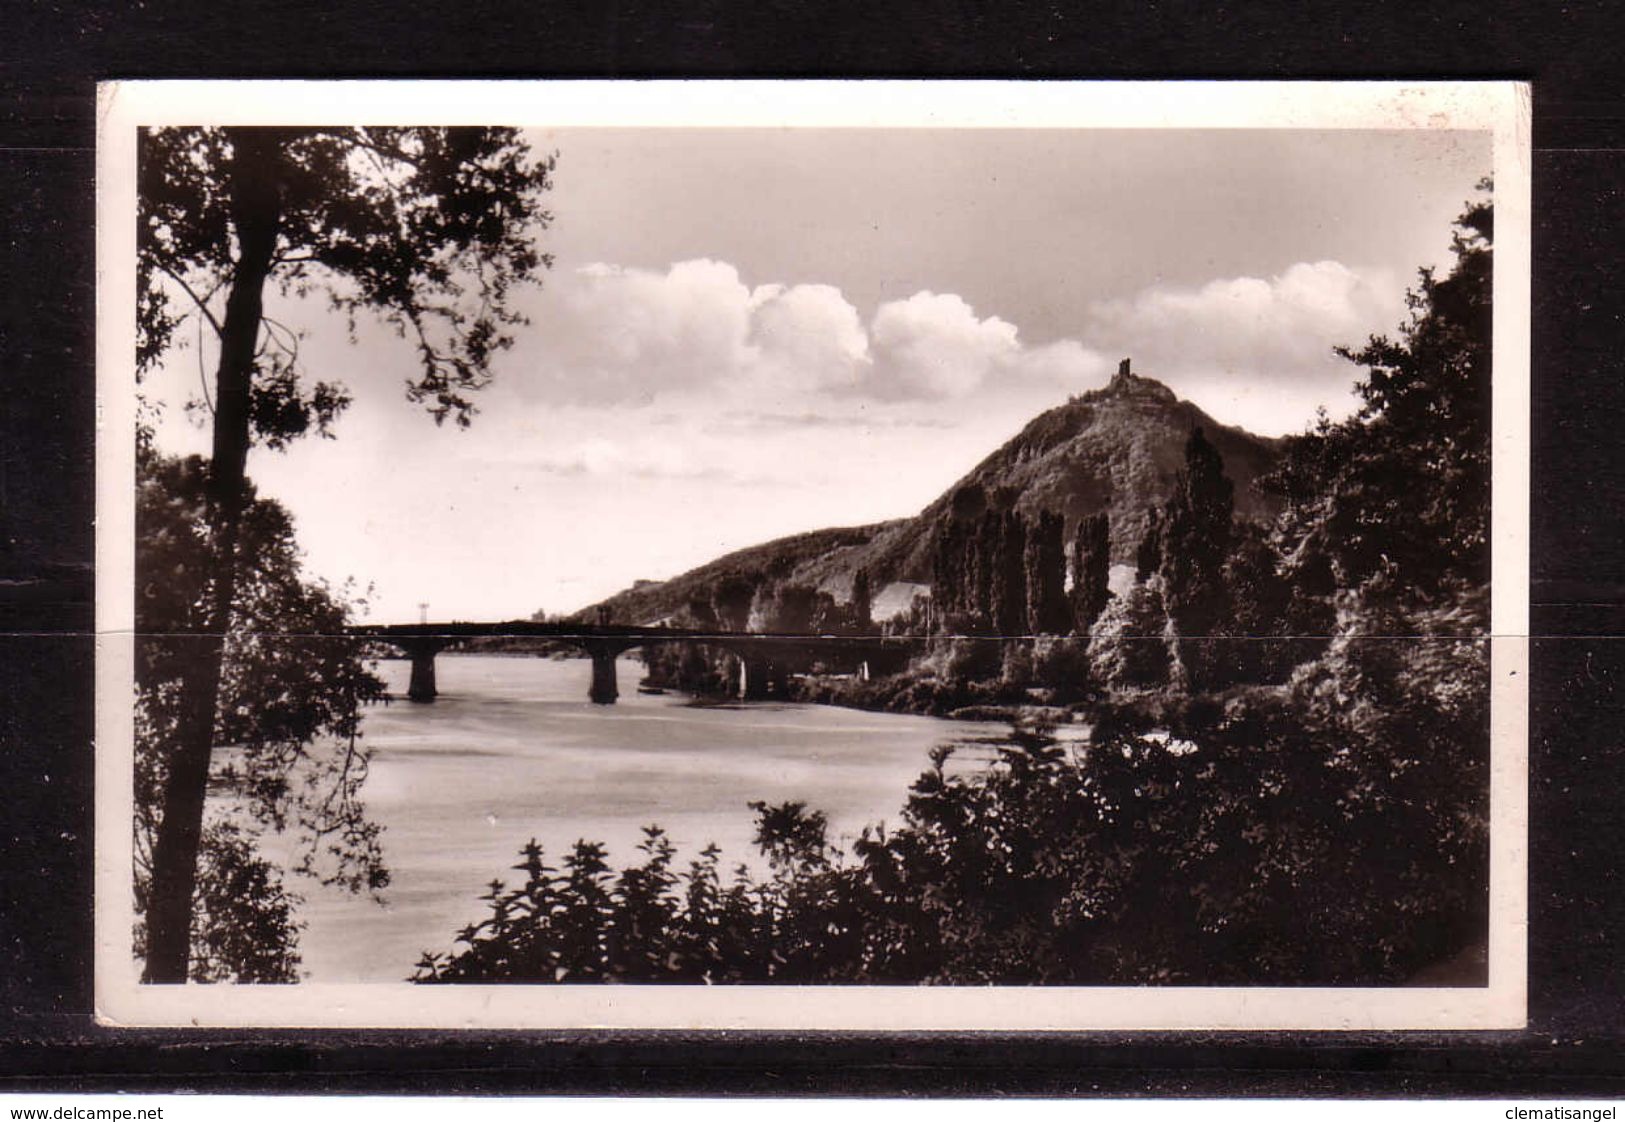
xmin=284 ymin=653 xmax=1008 ymax=982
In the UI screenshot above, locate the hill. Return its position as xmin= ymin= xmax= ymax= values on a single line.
xmin=573 ymin=522 xmax=901 ymax=626
xmin=580 ymin=364 xmax=1283 ymax=625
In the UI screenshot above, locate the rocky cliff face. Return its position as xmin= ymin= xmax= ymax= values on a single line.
xmin=584 ymin=367 xmax=1283 ymax=623
xmin=792 ymin=367 xmax=1284 ymax=596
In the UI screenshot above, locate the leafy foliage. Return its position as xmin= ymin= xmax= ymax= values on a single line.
xmin=1024 ymin=510 xmax=1071 ymax=636
xmin=1085 ymin=580 xmax=1172 ymax=692
xmin=421 ymin=644 xmax=1485 ymax=986
xmin=1069 ymin=512 xmax=1112 ymax=634
xmin=1157 ymin=427 xmax=1236 ymax=688
xmin=1265 ymin=179 xmax=1493 ymax=601
xmin=133 ymin=819 xmax=305 ymax=984
xmin=712 ymin=574 xmax=757 ymax=633
xmin=135 ymin=445 xmax=386 ymax=981
xmin=139 ymin=126 xmax=555 ymax=429
xmin=851 ymin=568 xmax=873 ymax=630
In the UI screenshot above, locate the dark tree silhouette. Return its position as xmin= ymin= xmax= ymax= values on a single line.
xmin=935 ymin=516 xmax=980 ymax=625
xmin=1069 ymin=512 xmax=1112 ymax=634
xmin=1212 ymin=523 xmax=1285 ymax=682
xmin=929 ymin=524 xmax=962 ymax=621
xmin=684 ymin=595 xmax=719 ymax=630
xmin=1159 ymin=428 xmax=1235 ymax=687
xmin=1292 ymin=179 xmax=1493 ymax=595
xmin=135 ymin=446 xmax=387 ymax=980
xmin=712 ymin=574 xmax=757 ymax=632
xmin=1135 ymin=509 xmax=1163 ymax=583
xmin=1024 ymin=510 xmax=1070 ymax=636
xmin=1163 ymin=429 xmax=1235 ymax=630
xmin=768 ymin=583 xmax=821 ymax=633
xmin=988 ymin=504 xmax=1028 ymax=638
xmin=136 ymin=126 xmax=555 ymax=981
xmin=850 ymin=568 xmax=873 ymax=632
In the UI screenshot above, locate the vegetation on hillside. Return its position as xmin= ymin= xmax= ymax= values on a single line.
xmin=572 ymin=523 xmax=895 ymax=629
xmin=417 ymin=186 xmax=1494 ymax=986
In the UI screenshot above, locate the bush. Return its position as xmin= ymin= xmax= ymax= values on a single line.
xmin=1029 ymin=636 xmax=1092 ymax=696
xmin=1086 ymin=580 xmax=1171 ymax=691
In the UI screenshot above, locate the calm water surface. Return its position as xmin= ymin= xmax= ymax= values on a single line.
xmin=285 ymin=653 xmax=1008 ymax=982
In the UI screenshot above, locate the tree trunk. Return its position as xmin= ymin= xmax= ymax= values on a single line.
xmin=142 ymin=129 xmax=283 ymax=983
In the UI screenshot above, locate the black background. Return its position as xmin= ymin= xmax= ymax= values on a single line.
xmin=3 ymin=0 xmax=1624 ymax=1096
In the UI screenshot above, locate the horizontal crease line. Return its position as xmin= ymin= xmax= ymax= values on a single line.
xmin=83 ymin=630 xmax=1511 ymax=641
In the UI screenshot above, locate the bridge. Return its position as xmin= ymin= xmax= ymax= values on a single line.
xmin=348 ymin=619 xmax=915 ymax=705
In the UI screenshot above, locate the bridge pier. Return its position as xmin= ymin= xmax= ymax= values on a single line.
xmin=588 ymin=646 xmax=620 ymax=705
xmin=406 ymin=643 xmax=440 ymax=703
xmin=737 ymin=654 xmax=771 ymax=701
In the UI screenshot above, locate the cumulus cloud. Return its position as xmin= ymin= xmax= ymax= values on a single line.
xmin=512 ymin=259 xmax=872 ymax=404
xmin=517 ymin=259 xmax=757 ymax=403
xmin=504 ymin=255 xmax=1401 ymax=434
xmin=749 ymin=282 xmax=871 ymax=392
xmin=1082 ymin=261 xmax=1404 ymax=389
xmin=1007 ymin=338 xmax=1114 ymax=390
xmin=858 ymin=295 xmax=1115 ymax=401
xmin=511 ymin=260 xmax=1110 ymax=407
xmin=865 ymin=291 xmax=1019 ymax=400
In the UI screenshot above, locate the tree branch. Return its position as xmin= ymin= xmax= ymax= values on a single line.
xmin=195 ymin=312 xmax=216 ymax=418
xmin=350 ymin=128 xmax=425 ymax=171
xmin=155 ymin=259 xmax=226 ymax=339
xmin=261 ymin=315 xmax=302 ymax=364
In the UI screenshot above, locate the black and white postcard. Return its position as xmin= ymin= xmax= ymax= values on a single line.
xmin=95 ymin=80 xmax=1530 ymax=1029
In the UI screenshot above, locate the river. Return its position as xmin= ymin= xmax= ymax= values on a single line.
xmin=283 ymin=653 xmax=1010 ymax=982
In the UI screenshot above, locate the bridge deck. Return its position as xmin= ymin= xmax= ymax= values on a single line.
xmin=349 ymin=620 xmax=914 ymax=649
xmin=346 ymin=620 xmax=914 ymax=704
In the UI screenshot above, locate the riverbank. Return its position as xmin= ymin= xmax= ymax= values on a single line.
xmin=787 ymin=671 xmax=1089 ymax=728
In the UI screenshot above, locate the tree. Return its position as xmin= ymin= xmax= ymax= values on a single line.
xmin=1158 ymin=428 xmax=1235 ymax=688
xmin=930 ymin=519 xmax=971 ymax=622
xmin=1086 ymin=580 xmax=1171 ymax=691
xmin=135 ymin=445 xmax=387 ymax=980
xmin=1342 ymin=184 xmax=1491 ymax=588
xmin=712 ymin=574 xmax=757 ymax=633
xmin=684 ymin=595 xmax=719 ymax=630
xmin=930 ymin=484 xmax=991 ymax=627
xmin=1220 ymin=522 xmax=1294 ymax=684
xmin=767 ymin=582 xmax=821 ymax=634
xmin=1069 ymin=512 xmax=1112 ymax=634
xmin=137 ymin=127 xmax=555 ymax=981
xmin=1023 ymin=510 xmax=1071 ymax=636
xmin=1134 ymin=509 xmax=1163 ymax=583
xmin=1160 ymin=427 xmax=1234 ymax=629
xmin=1267 ymin=181 xmax=1492 ymax=601
xmin=985 ymin=503 xmax=1028 ymax=638
xmin=850 ymin=568 xmax=873 ymax=632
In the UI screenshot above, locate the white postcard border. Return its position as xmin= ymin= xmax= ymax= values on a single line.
xmin=94 ymin=79 xmax=1531 ymax=1030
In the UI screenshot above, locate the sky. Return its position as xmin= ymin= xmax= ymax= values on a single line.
xmin=142 ymin=127 xmax=1491 ymax=622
